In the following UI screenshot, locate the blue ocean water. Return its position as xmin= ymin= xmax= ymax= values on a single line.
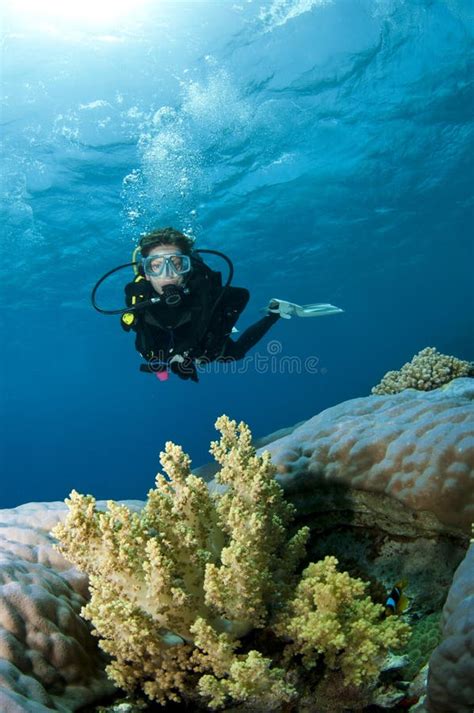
xmin=1 ymin=0 xmax=473 ymax=509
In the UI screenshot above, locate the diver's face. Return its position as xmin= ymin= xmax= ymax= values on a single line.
xmin=145 ymin=244 xmax=185 ymax=295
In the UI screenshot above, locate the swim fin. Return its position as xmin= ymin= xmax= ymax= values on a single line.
xmin=267 ymin=299 xmax=344 ymax=319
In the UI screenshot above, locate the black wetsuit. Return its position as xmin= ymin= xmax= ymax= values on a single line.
xmin=121 ymin=262 xmax=279 ymax=381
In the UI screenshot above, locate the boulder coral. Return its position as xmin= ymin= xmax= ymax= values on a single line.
xmin=265 ymin=377 xmax=474 ymax=534
xmin=0 ymin=501 xmax=118 ymax=712
xmin=425 ymin=541 xmax=474 ymax=713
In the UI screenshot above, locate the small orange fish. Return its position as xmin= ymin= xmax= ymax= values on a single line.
xmin=385 ymin=579 xmax=409 ymax=616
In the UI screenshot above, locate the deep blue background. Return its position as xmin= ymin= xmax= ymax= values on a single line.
xmin=1 ymin=0 xmax=473 ymax=508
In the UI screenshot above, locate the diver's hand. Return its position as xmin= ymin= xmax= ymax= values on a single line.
xmin=169 ymin=356 xmax=199 ymax=382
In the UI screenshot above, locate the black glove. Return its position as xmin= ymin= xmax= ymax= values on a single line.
xmin=170 ymin=357 xmax=199 ymax=382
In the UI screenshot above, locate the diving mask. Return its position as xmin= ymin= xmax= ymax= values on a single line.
xmin=142 ymin=252 xmax=191 ymax=278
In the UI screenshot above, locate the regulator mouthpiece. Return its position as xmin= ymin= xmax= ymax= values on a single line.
xmin=162 ymin=283 xmax=184 ymax=306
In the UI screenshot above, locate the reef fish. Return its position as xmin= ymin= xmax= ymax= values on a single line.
xmin=385 ymin=579 xmax=409 ymax=616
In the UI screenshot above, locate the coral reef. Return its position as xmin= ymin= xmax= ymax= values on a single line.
xmin=52 ymin=417 xmax=409 ymax=711
xmin=425 ymin=542 xmax=474 ymax=713
xmin=371 ymin=347 xmax=473 ymax=395
xmin=1 ymin=383 xmax=470 ymax=712
xmin=400 ymin=613 xmax=442 ymax=680
xmin=265 ymin=377 xmax=474 ymax=533
xmin=52 ymin=417 xmax=308 ymax=709
xmin=274 ymin=555 xmax=410 ymax=686
xmin=0 ymin=501 xmax=120 ymax=712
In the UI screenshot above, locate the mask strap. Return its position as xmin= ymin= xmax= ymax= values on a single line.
xmin=132 ymin=245 xmax=141 ymax=275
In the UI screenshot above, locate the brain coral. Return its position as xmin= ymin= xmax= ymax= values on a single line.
xmin=264 ymin=378 xmax=474 ymax=533
xmin=0 ymin=500 xmax=141 ymax=712
xmin=426 ymin=543 xmax=474 ymax=713
xmin=372 ymin=347 xmax=474 ymax=395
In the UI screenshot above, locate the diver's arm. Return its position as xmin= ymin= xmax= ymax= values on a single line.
xmin=220 ymin=287 xmax=250 ymax=336
xmin=120 ymin=278 xmax=153 ymax=332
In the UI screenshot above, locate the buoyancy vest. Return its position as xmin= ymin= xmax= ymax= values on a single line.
xmin=121 ymin=262 xmax=249 ymax=363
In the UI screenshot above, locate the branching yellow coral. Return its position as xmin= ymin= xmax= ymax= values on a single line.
xmin=52 ymin=418 xmax=410 ymax=709
xmin=52 ymin=416 xmax=307 ymax=709
xmin=52 ymin=444 xmax=224 ymax=704
xmin=372 ymin=346 xmax=474 ymax=395
xmin=205 ymin=415 xmax=309 ymax=629
xmin=274 ymin=556 xmax=411 ymax=687
xmin=191 ymin=618 xmax=294 ymax=709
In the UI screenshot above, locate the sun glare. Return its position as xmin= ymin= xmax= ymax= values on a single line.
xmin=9 ymin=0 xmax=150 ymax=25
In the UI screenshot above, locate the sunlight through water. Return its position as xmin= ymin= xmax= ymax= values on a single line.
xmin=6 ymin=0 xmax=152 ymax=27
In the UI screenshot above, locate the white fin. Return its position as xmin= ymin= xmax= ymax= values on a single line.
xmin=267 ymin=298 xmax=344 ymax=319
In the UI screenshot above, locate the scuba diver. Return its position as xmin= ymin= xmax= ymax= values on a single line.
xmin=92 ymin=227 xmax=343 ymax=382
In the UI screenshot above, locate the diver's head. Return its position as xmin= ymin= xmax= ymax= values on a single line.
xmin=139 ymin=228 xmax=194 ymax=298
